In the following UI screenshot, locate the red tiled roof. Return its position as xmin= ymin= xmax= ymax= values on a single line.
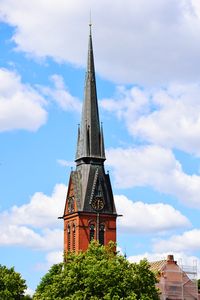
xmin=150 ymin=260 xmax=166 ymax=272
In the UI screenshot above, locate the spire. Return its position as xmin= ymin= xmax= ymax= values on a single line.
xmin=76 ymin=25 xmax=105 ymax=163
xmin=100 ymin=122 xmax=105 ymax=158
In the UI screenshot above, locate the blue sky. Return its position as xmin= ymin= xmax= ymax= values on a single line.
xmin=1 ymin=0 xmax=200 ymax=295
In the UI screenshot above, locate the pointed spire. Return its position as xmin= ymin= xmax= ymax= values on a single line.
xmin=100 ymin=122 xmax=105 ymax=158
xmin=76 ymin=25 xmax=105 ymax=163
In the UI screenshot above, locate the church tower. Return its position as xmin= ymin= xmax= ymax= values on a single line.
xmin=62 ymin=25 xmax=117 ymax=253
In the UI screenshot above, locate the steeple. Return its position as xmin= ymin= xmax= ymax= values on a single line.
xmin=76 ymin=25 xmax=105 ymax=163
xmin=62 ymin=25 xmax=117 ymax=253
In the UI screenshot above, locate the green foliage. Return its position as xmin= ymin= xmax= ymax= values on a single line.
xmin=23 ymin=295 xmax=33 ymax=300
xmin=0 ymin=264 xmax=27 ymax=300
xmin=198 ymin=278 xmax=200 ymax=291
xmin=34 ymin=241 xmax=159 ymax=300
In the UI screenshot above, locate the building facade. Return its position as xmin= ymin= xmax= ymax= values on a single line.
xmin=61 ymin=26 xmax=117 ymax=253
xmin=150 ymin=255 xmax=199 ymax=300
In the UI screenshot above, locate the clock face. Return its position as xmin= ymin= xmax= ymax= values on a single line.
xmin=68 ymin=197 xmax=75 ymax=213
xmin=91 ymin=197 xmax=104 ymax=211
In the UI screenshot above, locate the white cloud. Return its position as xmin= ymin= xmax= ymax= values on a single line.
xmin=46 ymin=250 xmax=63 ymax=265
xmin=0 ymin=184 xmax=66 ymax=250
xmin=132 ymin=84 xmax=200 ymax=156
xmin=39 ymin=75 xmax=81 ymax=112
xmin=57 ymin=159 xmax=75 ymax=168
xmin=34 ymin=250 xmax=63 ymax=272
xmin=0 ymin=70 xmax=81 ymax=133
xmin=129 ymin=252 xmax=169 ymax=264
xmin=115 ymin=195 xmax=190 ymax=233
xmin=25 ymin=287 xmax=35 ymax=297
xmin=153 ymin=229 xmax=200 ymax=253
xmin=1 ymin=0 xmax=200 ymax=84
xmin=1 ymin=184 xmax=67 ymax=228
xmin=107 ymin=146 xmax=200 ymax=208
xmin=101 ymin=83 xmax=200 ymax=156
xmin=0 ymin=68 xmax=47 ymax=132
xmin=0 ymin=224 xmax=62 ymax=250
xmin=101 ymin=86 xmax=149 ymax=122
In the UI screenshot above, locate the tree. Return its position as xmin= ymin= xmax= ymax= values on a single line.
xmin=34 ymin=241 xmax=159 ymax=300
xmin=0 ymin=264 xmax=27 ymax=299
xmin=23 ymin=296 xmax=33 ymax=300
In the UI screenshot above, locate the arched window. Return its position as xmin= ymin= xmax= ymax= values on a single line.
xmin=67 ymin=224 xmax=71 ymax=251
xmin=89 ymin=223 xmax=95 ymax=242
xmin=99 ymin=224 xmax=105 ymax=245
xmin=72 ymin=223 xmax=76 ymax=252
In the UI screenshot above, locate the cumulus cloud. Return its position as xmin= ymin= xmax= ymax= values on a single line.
xmin=1 ymin=0 xmax=200 ymax=84
xmin=39 ymin=75 xmax=81 ymax=113
xmin=107 ymin=146 xmax=200 ymax=208
xmin=0 ymin=224 xmax=62 ymax=250
xmin=115 ymin=195 xmax=190 ymax=233
xmin=0 ymin=68 xmax=47 ymax=132
xmin=46 ymin=250 xmax=63 ymax=265
xmin=1 ymin=184 xmax=67 ymax=228
xmin=153 ymin=229 xmax=200 ymax=253
xmin=0 ymin=70 xmax=81 ymax=132
xmin=101 ymin=83 xmax=200 ymax=156
xmin=0 ymin=184 xmax=66 ymax=250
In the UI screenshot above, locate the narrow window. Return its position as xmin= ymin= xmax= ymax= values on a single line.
xmin=72 ymin=223 xmax=76 ymax=252
xmin=67 ymin=224 xmax=71 ymax=251
xmin=99 ymin=224 xmax=105 ymax=245
xmin=89 ymin=224 xmax=95 ymax=242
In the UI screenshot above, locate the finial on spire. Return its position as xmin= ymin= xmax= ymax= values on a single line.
xmin=89 ymin=10 xmax=92 ymax=35
xmin=89 ymin=10 xmax=92 ymax=26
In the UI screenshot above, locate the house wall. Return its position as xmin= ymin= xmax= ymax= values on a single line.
xmin=156 ymin=256 xmax=198 ymax=300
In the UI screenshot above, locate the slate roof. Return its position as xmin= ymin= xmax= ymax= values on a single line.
xmin=76 ymin=25 xmax=105 ymax=162
xmin=69 ymin=26 xmax=116 ymax=215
